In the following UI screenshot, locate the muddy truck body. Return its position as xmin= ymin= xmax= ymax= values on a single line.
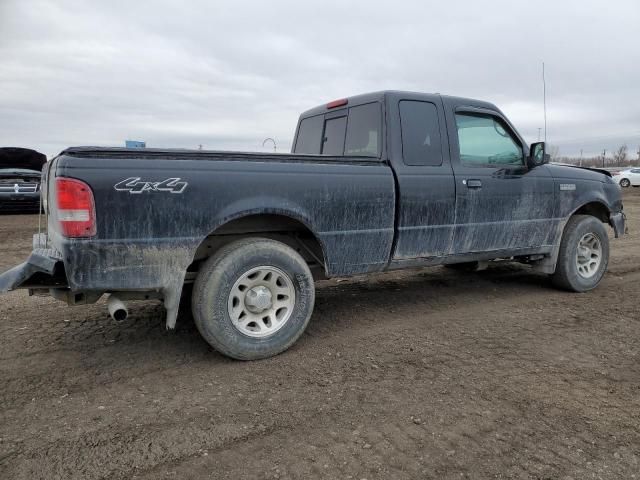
xmin=0 ymin=91 xmax=626 ymax=359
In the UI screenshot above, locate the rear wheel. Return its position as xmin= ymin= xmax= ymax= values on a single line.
xmin=552 ymin=215 xmax=609 ymax=292
xmin=192 ymin=238 xmax=315 ymax=360
xmin=620 ymin=178 xmax=631 ymax=188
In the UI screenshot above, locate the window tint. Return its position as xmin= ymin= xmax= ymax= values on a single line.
xmin=294 ymin=102 xmax=382 ymax=156
xmin=399 ymin=101 xmax=442 ymax=166
xmin=321 ymin=116 xmax=347 ymax=155
xmin=455 ymin=113 xmax=523 ymax=166
xmin=631 ymin=169 xmax=640 ymax=174
xmin=294 ymin=115 xmax=323 ymax=154
xmin=344 ymin=103 xmax=381 ymax=157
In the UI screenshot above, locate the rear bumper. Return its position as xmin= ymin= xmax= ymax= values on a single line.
xmin=610 ymin=212 xmax=627 ymax=238
xmin=0 ymin=248 xmax=66 ymax=292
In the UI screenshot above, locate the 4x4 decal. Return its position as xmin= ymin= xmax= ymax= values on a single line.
xmin=114 ymin=177 xmax=188 ymax=194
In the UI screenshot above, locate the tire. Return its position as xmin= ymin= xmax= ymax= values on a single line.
xmin=620 ymin=178 xmax=630 ymax=188
xmin=552 ymin=215 xmax=609 ymax=292
xmin=192 ymin=238 xmax=315 ymax=360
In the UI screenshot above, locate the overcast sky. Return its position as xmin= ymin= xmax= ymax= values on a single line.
xmin=1 ymin=0 xmax=638 ymax=159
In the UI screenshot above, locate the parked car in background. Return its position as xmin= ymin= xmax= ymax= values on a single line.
xmin=0 ymin=148 xmax=46 ymax=211
xmin=614 ymin=168 xmax=640 ymax=187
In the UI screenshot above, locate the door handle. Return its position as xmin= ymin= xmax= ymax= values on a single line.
xmin=464 ymin=179 xmax=482 ymax=189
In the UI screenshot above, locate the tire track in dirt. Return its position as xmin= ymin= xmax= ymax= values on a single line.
xmin=2 ymin=267 xmax=639 ymax=479
xmin=2 ymin=266 xmax=638 ymax=412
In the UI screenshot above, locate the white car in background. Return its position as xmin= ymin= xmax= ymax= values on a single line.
xmin=615 ymin=168 xmax=640 ymax=188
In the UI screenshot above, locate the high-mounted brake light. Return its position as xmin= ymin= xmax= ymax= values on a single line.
xmin=327 ymin=98 xmax=348 ymax=109
xmin=56 ymin=177 xmax=96 ymax=238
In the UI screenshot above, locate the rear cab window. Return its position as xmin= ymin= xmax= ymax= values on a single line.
xmin=322 ymin=116 xmax=347 ymax=155
xmin=294 ymin=115 xmax=323 ymax=154
xmin=293 ymin=102 xmax=382 ymax=157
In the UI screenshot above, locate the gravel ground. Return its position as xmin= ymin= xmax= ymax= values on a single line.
xmin=0 ymin=190 xmax=639 ymax=480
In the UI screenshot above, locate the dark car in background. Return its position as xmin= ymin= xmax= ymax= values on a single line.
xmin=0 ymin=147 xmax=46 ymax=212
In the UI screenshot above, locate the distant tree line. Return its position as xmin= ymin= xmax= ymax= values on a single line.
xmin=551 ymin=144 xmax=640 ymax=168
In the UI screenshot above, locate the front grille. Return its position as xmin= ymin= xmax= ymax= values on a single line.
xmin=0 ymin=182 xmax=39 ymax=193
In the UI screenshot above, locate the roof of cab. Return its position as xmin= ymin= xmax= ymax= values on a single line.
xmin=297 ymin=90 xmax=499 ymax=119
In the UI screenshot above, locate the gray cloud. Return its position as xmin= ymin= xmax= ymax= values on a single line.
xmin=1 ymin=0 xmax=638 ymax=158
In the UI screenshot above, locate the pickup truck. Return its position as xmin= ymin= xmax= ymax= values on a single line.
xmin=0 ymin=91 xmax=626 ymax=360
xmin=0 ymin=148 xmax=46 ymax=211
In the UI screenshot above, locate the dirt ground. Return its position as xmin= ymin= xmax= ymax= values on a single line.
xmin=1 ymin=191 xmax=639 ymax=480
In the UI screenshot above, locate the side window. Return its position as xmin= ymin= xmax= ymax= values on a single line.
xmin=294 ymin=115 xmax=323 ymax=154
xmin=399 ymin=100 xmax=442 ymax=166
xmin=344 ymin=103 xmax=381 ymax=157
xmin=322 ymin=116 xmax=347 ymax=155
xmin=455 ymin=113 xmax=523 ymax=166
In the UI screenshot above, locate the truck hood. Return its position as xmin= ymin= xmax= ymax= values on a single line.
xmin=546 ymin=163 xmax=612 ymax=182
xmin=0 ymin=147 xmax=47 ymax=171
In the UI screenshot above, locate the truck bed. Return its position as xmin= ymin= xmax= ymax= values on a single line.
xmin=37 ymin=146 xmax=398 ymax=328
xmin=61 ymin=146 xmax=385 ymax=165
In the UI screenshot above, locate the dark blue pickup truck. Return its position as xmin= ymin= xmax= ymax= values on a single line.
xmin=0 ymin=91 xmax=626 ymax=359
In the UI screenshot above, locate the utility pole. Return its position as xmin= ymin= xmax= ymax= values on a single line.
xmin=637 ymin=146 xmax=640 ymax=164
xmin=579 ymin=149 xmax=583 ymax=167
xmin=542 ymin=62 xmax=547 ymax=143
xmin=602 ymin=149 xmax=606 ymax=168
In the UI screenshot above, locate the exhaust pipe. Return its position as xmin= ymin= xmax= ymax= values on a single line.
xmin=107 ymin=295 xmax=128 ymax=322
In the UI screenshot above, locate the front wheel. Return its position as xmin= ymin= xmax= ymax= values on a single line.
xmin=552 ymin=215 xmax=609 ymax=292
xmin=192 ymin=238 xmax=315 ymax=360
xmin=620 ymin=178 xmax=631 ymax=188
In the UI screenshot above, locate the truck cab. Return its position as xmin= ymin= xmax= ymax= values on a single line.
xmin=292 ymin=91 xmax=583 ymax=265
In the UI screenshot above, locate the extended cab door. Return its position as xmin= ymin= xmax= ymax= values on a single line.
xmin=442 ymin=98 xmax=556 ymax=255
xmin=388 ymin=93 xmax=457 ymax=260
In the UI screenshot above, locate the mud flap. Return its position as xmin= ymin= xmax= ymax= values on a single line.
xmin=0 ymin=249 xmax=64 ymax=292
xmin=609 ymin=212 xmax=627 ymax=238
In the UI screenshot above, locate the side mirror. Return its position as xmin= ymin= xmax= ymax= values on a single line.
xmin=528 ymin=142 xmax=550 ymax=168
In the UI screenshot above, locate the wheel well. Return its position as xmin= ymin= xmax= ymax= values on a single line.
xmin=573 ymin=202 xmax=610 ymax=224
xmin=189 ymin=214 xmax=327 ymax=279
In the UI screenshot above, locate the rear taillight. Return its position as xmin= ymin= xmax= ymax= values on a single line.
xmin=56 ymin=177 xmax=96 ymax=237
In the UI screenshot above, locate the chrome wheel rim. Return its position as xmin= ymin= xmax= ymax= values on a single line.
xmin=575 ymin=233 xmax=602 ymax=279
xmin=227 ymin=266 xmax=295 ymax=338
